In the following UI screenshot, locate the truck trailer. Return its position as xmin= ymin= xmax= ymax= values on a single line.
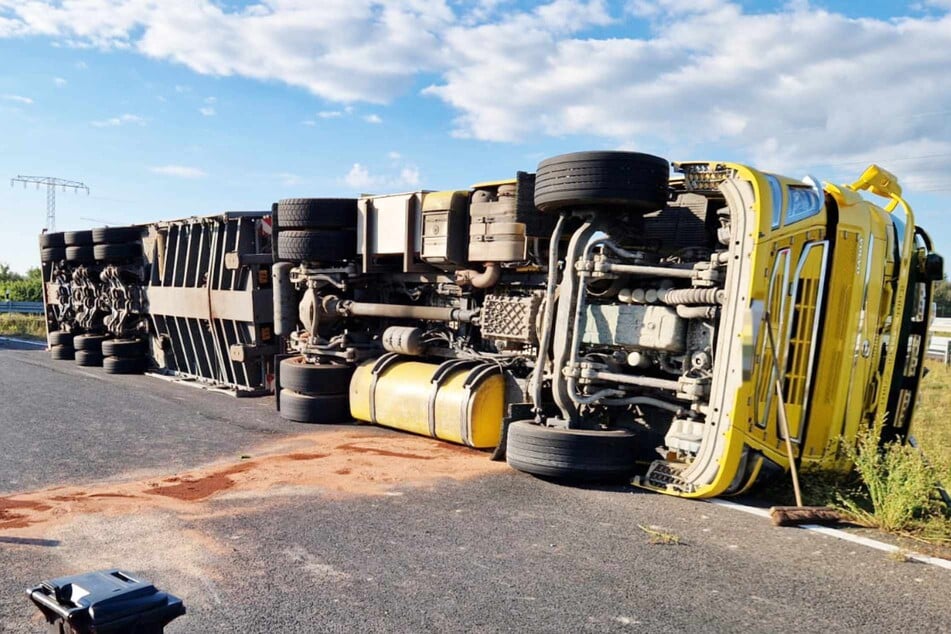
xmin=38 ymin=151 xmax=943 ymax=499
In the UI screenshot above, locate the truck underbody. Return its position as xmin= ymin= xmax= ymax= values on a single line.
xmin=38 ymin=151 xmax=941 ymax=499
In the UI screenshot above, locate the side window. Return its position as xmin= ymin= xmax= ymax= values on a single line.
xmin=766 ymin=175 xmax=783 ymax=229
xmin=766 ymin=174 xmax=824 ymax=228
xmin=786 ymin=186 xmax=823 ymax=223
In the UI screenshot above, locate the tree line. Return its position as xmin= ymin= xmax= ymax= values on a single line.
xmin=0 ymin=263 xmax=43 ymax=302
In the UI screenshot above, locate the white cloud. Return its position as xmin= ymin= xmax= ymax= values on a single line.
xmin=91 ymin=113 xmax=145 ymax=127
xmin=174 ymin=84 xmax=190 ymax=93
xmin=53 ymin=76 xmax=67 ymax=86
xmin=150 ymin=165 xmax=206 ymax=178
xmin=344 ymin=163 xmax=374 ymax=189
xmin=301 ymin=119 xmax=316 ymax=126
xmin=424 ymin=1 xmax=951 ymax=185
xmin=387 ymin=151 xmax=401 ymax=159
xmin=0 ymin=0 xmax=455 ymax=102
xmin=2 ymin=0 xmax=951 ymax=188
xmin=2 ymin=94 xmax=32 ymax=104
xmin=204 ymin=96 xmax=216 ymax=104
xmin=363 ymin=113 xmax=382 ymax=124
xmin=344 ymin=162 xmax=420 ymax=191
xmin=74 ymin=60 xmax=87 ymax=69
xmin=399 ymin=165 xmax=419 ymax=186
xmin=199 ymin=106 xmax=216 ymax=116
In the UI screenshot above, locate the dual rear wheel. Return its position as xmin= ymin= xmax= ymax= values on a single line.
xmin=275 ymin=198 xmax=357 ymax=262
xmin=47 ymin=331 xmax=147 ymax=374
xmin=278 ymin=356 xmax=354 ymax=424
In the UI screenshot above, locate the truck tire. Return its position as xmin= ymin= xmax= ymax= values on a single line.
xmin=102 ymin=338 xmax=147 ymax=357
xmin=49 ymin=330 xmax=73 ymax=347
xmin=93 ymin=242 xmax=142 ymax=260
xmin=65 ymin=245 xmax=95 ymax=263
xmin=505 ymin=420 xmax=639 ymax=482
xmin=280 ymin=357 xmax=354 ymax=395
xmin=50 ymin=345 xmax=75 ymax=360
xmin=64 ymin=230 xmax=94 ymax=246
xmin=534 ymin=151 xmax=670 ymax=214
xmin=279 ymin=389 xmax=351 ymax=424
xmin=277 ymin=230 xmax=355 ymax=262
xmin=74 ymin=334 xmax=108 ymax=353
xmin=75 ymin=349 xmax=103 ymax=366
xmin=92 ymin=226 xmax=141 ymax=243
xmin=103 ymin=356 xmax=146 ymax=374
xmin=277 ymin=198 xmax=357 ymax=229
xmin=41 ymin=247 xmax=66 ymax=263
xmin=39 ymin=232 xmax=65 ymax=248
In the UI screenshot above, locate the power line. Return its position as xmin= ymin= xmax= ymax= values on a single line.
xmin=9 ymin=175 xmax=90 ymax=232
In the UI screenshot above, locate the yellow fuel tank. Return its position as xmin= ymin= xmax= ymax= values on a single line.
xmin=349 ymin=355 xmax=505 ymax=449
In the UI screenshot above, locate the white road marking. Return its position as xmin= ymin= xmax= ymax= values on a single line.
xmin=708 ymin=499 xmax=951 ymax=570
xmin=708 ymin=498 xmax=772 ymax=518
xmin=0 ymin=336 xmax=46 ymax=347
xmin=801 ymin=524 xmax=951 ymax=570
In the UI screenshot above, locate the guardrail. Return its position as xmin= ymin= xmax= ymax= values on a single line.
xmin=928 ymin=317 xmax=951 ymax=364
xmin=931 ymin=317 xmax=951 ymax=333
xmin=0 ymin=301 xmax=44 ymax=315
xmin=927 ymin=335 xmax=951 ymax=365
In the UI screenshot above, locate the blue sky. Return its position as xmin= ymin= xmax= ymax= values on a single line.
xmin=1 ymin=0 xmax=949 ymax=273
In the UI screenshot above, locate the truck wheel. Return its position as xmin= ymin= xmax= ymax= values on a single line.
xmin=277 ymin=198 xmax=357 ymax=229
xmin=50 ymin=345 xmax=75 ymax=360
xmin=279 ymin=389 xmax=351 ymax=424
xmin=505 ymin=420 xmax=639 ymax=482
xmin=534 ymin=151 xmax=670 ymax=214
xmin=277 ymin=230 xmax=355 ymax=262
xmin=65 ymin=245 xmax=95 ymax=263
xmin=74 ymin=334 xmax=108 ymax=353
xmin=93 ymin=242 xmax=142 ymax=260
xmin=64 ymin=230 xmax=94 ymax=246
xmin=103 ymin=356 xmax=146 ymax=374
xmin=279 ymin=357 xmax=354 ymax=395
xmin=102 ymin=338 xmax=147 ymax=357
xmin=92 ymin=226 xmax=141 ymax=243
xmin=75 ymin=350 xmax=104 ymax=367
xmin=49 ymin=330 xmax=74 ymax=347
xmin=41 ymin=247 xmax=66 ymax=263
xmin=39 ymin=232 xmax=65 ymax=248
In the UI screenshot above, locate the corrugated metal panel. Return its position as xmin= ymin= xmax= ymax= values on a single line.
xmin=145 ymin=213 xmax=274 ymax=394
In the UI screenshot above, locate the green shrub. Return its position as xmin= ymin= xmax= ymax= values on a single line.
xmin=838 ymin=430 xmax=944 ymax=533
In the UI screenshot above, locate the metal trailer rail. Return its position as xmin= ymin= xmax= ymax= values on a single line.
xmin=143 ymin=212 xmax=275 ymax=395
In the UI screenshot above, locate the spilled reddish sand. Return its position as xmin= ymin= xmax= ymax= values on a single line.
xmin=0 ymin=429 xmax=508 ymax=534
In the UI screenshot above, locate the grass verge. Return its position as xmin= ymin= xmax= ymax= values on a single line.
xmin=837 ymin=431 xmax=950 ymax=543
xmin=0 ymin=313 xmax=46 ymax=340
xmin=761 ymin=360 xmax=951 ymax=550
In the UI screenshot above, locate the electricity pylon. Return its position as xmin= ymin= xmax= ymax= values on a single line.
xmin=10 ymin=175 xmax=90 ymax=232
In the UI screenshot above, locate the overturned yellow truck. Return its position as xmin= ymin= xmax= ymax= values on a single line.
xmin=39 ymin=151 xmax=942 ymax=499
xmin=270 ymin=151 xmax=942 ymax=498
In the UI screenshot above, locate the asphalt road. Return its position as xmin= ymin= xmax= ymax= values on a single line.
xmin=1 ymin=340 xmax=950 ymax=632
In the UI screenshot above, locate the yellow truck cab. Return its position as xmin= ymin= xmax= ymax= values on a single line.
xmin=636 ymin=162 xmax=942 ymax=497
